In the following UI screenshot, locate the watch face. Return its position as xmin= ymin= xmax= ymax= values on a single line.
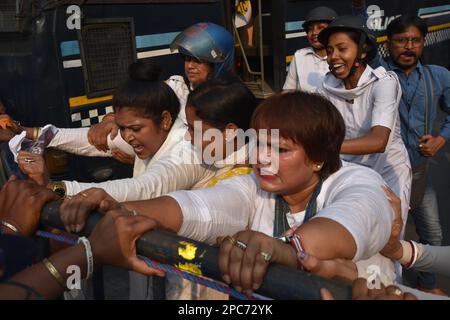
xmin=54 ymin=187 xmax=66 ymax=198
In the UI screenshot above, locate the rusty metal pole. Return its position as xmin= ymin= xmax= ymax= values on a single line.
xmin=40 ymin=201 xmax=352 ymax=300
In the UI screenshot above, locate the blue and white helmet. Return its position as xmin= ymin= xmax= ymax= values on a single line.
xmin=170 ymin=22 xmax=235 ymax=78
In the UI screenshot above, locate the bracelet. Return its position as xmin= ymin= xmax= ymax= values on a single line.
xmin=398 ymin=240 xmax=412 ymax=265
xmin=78 ymin=237 xmax=94 ymax=279
xmin=0 ymin=220 xmax=20 ymax=234
xmin=399 ymin=240 xmax=419 ymax=269
xmin=405 ymin=240 xmax=419 ymax=269
xmin=42 ymin=258 xmax=66 ymax=289
xmin=277 ymin=233 xmax=306 ymax=270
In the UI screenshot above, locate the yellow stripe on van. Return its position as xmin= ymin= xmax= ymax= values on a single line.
xmin=69 ymin=95 xmax=113 ymax=108
xmin=376 ymin=22 xmax=450 ymax=43
xmin=428 ymin=22 xmax=450 ymax=32
xmin=377 ymin=35 xmax=388 ymax=43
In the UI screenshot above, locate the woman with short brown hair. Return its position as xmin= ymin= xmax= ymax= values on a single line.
xmin=99 ymin=90 xmax=396 ymax=293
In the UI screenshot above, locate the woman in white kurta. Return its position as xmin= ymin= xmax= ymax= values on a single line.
xmin=317 ymin=16 xmax=411 ymax=239
xmin=17 ymin=78 xmax=257 ymax=300
xmin=15 ymin=63 xmax=217 ymax=204
xmin=102 ymin=91 xmax=398 ymax=289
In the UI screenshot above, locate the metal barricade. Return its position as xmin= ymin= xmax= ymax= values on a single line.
xmin=39 ymin=201 xmax=353 ymax=300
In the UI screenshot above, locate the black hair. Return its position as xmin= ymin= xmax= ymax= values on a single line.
xmin=128 ymin=59 xmax=163 ymax=81
xmin=112 ymin=60 xmax=180 ymax=125
xmin=186 ymin=76 xmax=257 ymax=131
xmin=387 ymin=15 xmax=428 ymax=39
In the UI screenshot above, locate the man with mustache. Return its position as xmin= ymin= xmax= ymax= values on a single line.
xmin=378 ymin=15 xmax=450 ymax=296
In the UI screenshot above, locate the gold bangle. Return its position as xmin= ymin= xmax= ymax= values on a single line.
xmin=42 ymin=258 xmax=66 ymax=289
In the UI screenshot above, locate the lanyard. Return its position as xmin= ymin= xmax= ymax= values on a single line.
xmin=273 ymin=179 xmax=323 ymax=237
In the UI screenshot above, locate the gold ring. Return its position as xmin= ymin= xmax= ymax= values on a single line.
xmin=224 ymin=235 xmax=236 ymax=246
xmin=80 ymin=192 xmax=88 ymax=198
xmin=392 ymin=288 xmax=403 ymax=296
xmin=260 ymin=251 xmax=272 ymax=263
xmin=235 ymin=240 xmax=248 ymax=251
xmin=386 ymin=286 xmax=403 ymax=296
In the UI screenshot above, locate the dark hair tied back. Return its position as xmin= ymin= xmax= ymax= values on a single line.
xmin=113 ymin=60 xmax=180 ymax=125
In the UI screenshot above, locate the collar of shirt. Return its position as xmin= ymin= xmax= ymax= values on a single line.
xmin=303 ymin=47 xmax=328 ymax=61
xmin=385 ymin=57 xmax=424 ymax=78
xmin=322 ymin=64 xmax=380 ymax=101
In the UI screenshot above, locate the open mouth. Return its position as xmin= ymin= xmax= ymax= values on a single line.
xmin=400 ymin=53 xmax=416 ymax=60
xmin=401 ymin=51 xmax=416 ymax=57
xmin=259 ymin=167 xmax=278 ymax=176
xmin=309 ymin=37 xmax=321 ymax=45
xmin=332 ymin=63 xmax=345 ymax=73
xmin=131 ymin=144 xmax=145 ymax=155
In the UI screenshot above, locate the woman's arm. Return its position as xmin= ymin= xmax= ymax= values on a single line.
xmin=412 ymin=244 xmax=450 ymax=277
xmin=0 ymin=211 xmax=164 ymax=300
xmin=0 ymin=243 xmax=87 ymax=299
xmin=341 ymin=74 xmax=400 ymax=155
xmin=217 ymin=168 xmax=393 ymax=294
xmin=48 ymin=127 xmax=125 ymax=158
xmin=340 ymin=125 xmax=391 ymax=154
xmin=61 ymin=143 xmax=212 ymax=199
xmin=119 ymin=175 xmax=257 ymax=244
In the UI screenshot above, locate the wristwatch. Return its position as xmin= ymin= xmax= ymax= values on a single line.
xmin=51 ymin=181 xmax=67 ymax=198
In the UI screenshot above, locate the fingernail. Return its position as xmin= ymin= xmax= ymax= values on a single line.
xmin=244 ymin=290 xmax=253 ymax=297
xmin=253 ymin=283 xmax=261 ymax=290
xmin=223 ymin=275 xmax=231 ymax=284
xmin=299 ymin=251 xmax=307 ymax=260
xmin=235 ymin=286 xmax=242 ymax=292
